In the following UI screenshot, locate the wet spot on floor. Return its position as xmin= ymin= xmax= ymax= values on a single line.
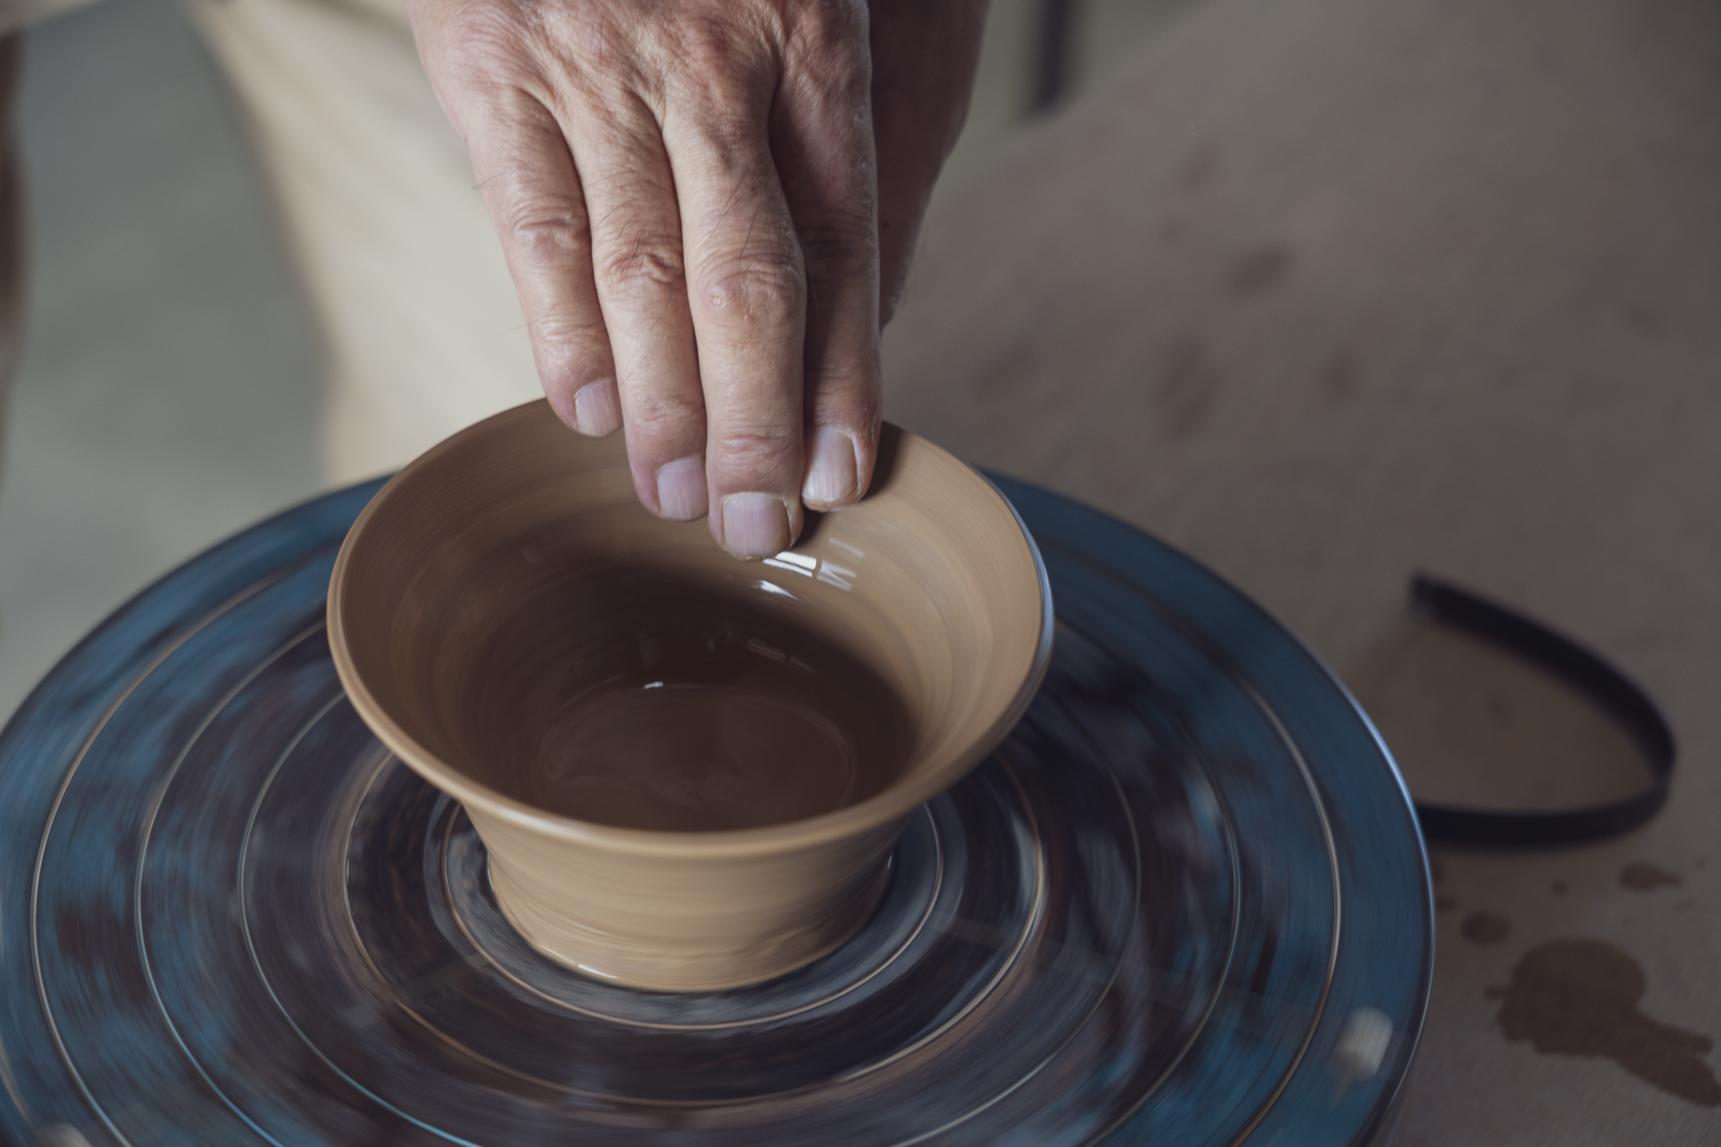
xmin=1152 ymin=334 xmax=1222 ymax=440
xmin=1491 ymin=938 xmax=1721 ymax=1107
xmin=1224 ymin=244 xmax=1293 ymax=298
xmin=1620 ymin=862 xmax=1682 ymax=891
xmin=1317 ymin=350 xmax=1361 ymax=405
xmin=1178 ymin=143 xmax=1221 ymax=192
xmin=1462 ymin=911 xmax=1511 ymax=945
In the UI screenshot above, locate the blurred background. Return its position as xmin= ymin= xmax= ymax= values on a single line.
xmin=3 ymin=0 xmax=1719 ymax=1143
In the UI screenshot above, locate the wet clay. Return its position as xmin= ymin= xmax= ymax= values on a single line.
xmin=328 ymin=403 xmax=1052 ymax=990
xmin=1491 ymin=939 xmax=1721 ymax=1107
xmin=1460 ymin=911 xmax=1510 ymax=945
xmin=1620 ymin=861 xmax=1683 ymax=891
xmin=467 ymin=570 xmax=913 ymax=831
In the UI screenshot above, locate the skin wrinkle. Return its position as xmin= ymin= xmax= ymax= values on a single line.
xmin=597 ymin=233 xmax=685 ymax=292
xmin=410 ymin=0 xmax=983 ymax=551
xmin=773 ymin=10 xmax=876 ymax=441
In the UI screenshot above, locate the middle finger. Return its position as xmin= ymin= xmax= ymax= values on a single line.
xmin=661 ymin=66 xmax=809 ymax=560
xmin=564 ymin=89 xmax=710 ymax=522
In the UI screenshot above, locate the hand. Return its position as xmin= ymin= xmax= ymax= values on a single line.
xmin=409 ymin=0 xmax=986 ymax=558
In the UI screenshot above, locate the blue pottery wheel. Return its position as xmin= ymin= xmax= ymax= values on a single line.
xmin=0 ymin=478 xmax=1431 ymax=1145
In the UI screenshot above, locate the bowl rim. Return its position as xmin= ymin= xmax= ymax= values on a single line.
xmin=327 ymin=400 xmax=1054 ymax=859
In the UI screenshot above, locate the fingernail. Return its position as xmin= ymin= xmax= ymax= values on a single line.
xmin=655 ymin=455 xmax=708 ymax=521
xmin=721 ymin=492 xmax=791 ymax=559
xmin=802 ymin=426 xmax=858 ymax=507
xmin=572 ymin=379 xmax=621 ymax=436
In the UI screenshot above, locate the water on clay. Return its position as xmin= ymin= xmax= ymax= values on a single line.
xmin=460 ymin=571 xmax=916 ymax=832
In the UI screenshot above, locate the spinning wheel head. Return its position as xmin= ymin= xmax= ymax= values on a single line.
xmin=0 ymin=475 xmax=1430 ymax=1145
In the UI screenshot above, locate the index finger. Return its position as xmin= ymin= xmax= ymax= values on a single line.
xmin=463 ymin=90 xmax=621 ymax=436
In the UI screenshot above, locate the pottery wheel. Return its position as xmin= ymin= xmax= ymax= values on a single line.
xmin=0 ymin=478 xmax=1430 ymax=1145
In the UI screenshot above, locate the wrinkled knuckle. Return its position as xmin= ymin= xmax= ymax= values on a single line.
xmin=528 ymin=317 xmax=604 ymax=388
xmin=797 ymin=213 xmax=878 ymax=281
xmin=531 ymin=313 xmax=601 ymax=357
xmin=712 ymin=425 xmax=801 ymax=474
xmin=628 ymin=389 xmax=705 ymax=443
xmin=809 ymin=387 xmax=881 ymax=442
xmin=596 ymin=239 xmax=687 ymax=295
xmin=503 ymin=202 xmax=591 ymax=267
xmin=696 ymin=255 xmax=806 ymax=328
xmin=808 ymin=360 xmax=879 ymax=410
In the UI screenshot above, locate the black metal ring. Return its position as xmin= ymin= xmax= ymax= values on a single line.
xmin=1406 ymin=574 xmax=1676 ymax=846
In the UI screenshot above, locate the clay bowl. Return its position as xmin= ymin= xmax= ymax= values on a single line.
xmin=328 ymin=400 xmax=1052 ymax=992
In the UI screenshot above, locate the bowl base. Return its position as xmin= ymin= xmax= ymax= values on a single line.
xmin=486 ymin=849 xmax=894 ymax=993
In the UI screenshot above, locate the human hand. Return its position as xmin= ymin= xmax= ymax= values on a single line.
xmin=409 ymin=0 xmax=986 ymax=558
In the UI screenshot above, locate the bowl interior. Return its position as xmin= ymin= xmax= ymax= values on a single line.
xmin=329 ymin=402 xmax=1050 ymax=842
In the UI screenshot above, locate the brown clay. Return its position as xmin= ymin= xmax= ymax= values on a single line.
xmin=328 ymin=400 xmax=1053 ymax=991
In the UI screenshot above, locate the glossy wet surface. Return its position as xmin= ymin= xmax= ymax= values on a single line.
xmin=466 ymin=569 xmax=917 ymax=832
